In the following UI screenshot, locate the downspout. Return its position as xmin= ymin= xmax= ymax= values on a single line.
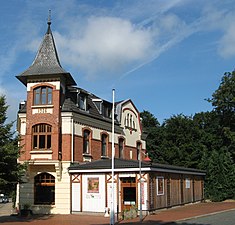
xmin=71 ymin=117 xmax=74 ymax=163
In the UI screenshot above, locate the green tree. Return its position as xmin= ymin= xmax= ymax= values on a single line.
xmin=140 ymin=110 xmax=162 ymax=162
xmin=208 ymin=71 xmax=235 ymax=161
xmin=140 ymin=70 xmax=235 ymax=201
xmin=159 ymin=114 xmax=206 ymax=168
xmin=200 ymin=148 xmax=235 ymax=201
xmin=0 ymin=95 xmax=24 ymax=194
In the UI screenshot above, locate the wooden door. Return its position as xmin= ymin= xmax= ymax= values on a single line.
xmin=121 ymin=177 xmax=136 ymax=211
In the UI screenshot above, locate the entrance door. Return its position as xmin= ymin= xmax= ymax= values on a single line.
xmin=121 ymin=177 xmax=136 ymax=211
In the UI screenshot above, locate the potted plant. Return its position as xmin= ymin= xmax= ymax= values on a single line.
xmin=20 ymin=203 xmax=33 ymax=217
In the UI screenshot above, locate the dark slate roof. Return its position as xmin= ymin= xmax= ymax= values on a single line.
xmin=69 ymin=158 xmax=206 ymax=175
xmin=60 ymin=86 xmax=124 ymax=133
xmin=69 ymin=158 xmax=143 ymax=170
xmin=16 ymin=22 xmax=76 ymax=86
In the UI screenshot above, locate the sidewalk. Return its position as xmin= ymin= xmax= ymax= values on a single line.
xmin=120 ymin=201 xmax=235 ymax=224
xmin=0 ymin=201 xmax=235 ymax=225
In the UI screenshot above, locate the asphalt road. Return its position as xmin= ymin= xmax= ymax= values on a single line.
xmin=173 ymin=209 xmax=235 ymax=225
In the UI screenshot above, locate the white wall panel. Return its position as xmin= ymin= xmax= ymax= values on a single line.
xmin=82 ymin=174 xmax=106 ymax=212
xmin=72 ymin=183 xmax=80 ymax=211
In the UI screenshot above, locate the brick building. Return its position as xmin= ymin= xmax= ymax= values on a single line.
xmin=16 ymin=19 xmax=205 ymax=216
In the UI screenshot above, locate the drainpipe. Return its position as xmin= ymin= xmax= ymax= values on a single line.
xmin=71 ymin=117 xmax=74 ymax=163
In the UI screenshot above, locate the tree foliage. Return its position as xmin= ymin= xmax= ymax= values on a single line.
xmin=0 ymin=95 xmax=25 ymax=194
xmin=141 ymin=71 xmax=235 ymax=201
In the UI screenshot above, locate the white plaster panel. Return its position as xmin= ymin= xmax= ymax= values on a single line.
xmin=54 ymin=169 xmax=71 ymax=214
xmin=31 ymin=154 xmax=52 ymax=160
xmin=82 ymin=174 xmax=106 ymax=212
xmin=27 ymin=81 xmax=61 ymax=91
xmin=92 ymin=127 xmax=101 ymax=140
xmin=72 ymin=183 xmax=81 ymax=211
xmin=20 ymin=120 xmax=26 ymax=135
xmin=107 ymin=183 xmax=117 ymax=213
xmin=74 ymin=123 xmax=82 ymax=136
xmin=61 ymin=117 xmax=73 ymax=134
xmin=32 ymin=107 xmax=53 ymax=114
xmin=137 ymin=182 xmax=148 ymax=211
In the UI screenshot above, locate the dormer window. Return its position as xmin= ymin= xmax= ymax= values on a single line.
xmin=79 ymin=94 xmax=87 ymax=111
xmin=103 ymin=106 xmax=112 ymax=118
xmin=34 ymin=86 xmax=52 ymax=105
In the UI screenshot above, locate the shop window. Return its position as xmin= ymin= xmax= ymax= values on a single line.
xmin=32 ymin=124 xmax=52 ymax=150
xmin=34 ymin=86 xmax=52 ymax=105
xmin=83 ymin=130 xmax=90 ymax=154
xmin=101 ymin=134 xmax=108 ymax=156
xmin=34 ymin=173 xmax=55 ymax=205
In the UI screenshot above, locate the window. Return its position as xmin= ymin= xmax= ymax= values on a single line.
xmin=101 ymin=134 xmax=108 ymax=156
xmin=34 ymin=86 xmax=52 ymax=105
xmin=32 ymin=124 xmax=52 ymax=150
xmin=79 ymin=94 xmax=86 ymax=110
xmin=157 ymin=177 xmax=164 ymax=195
xmin=83 ymin=130 xmax=90 ymax=154
xmin=185 ymin=178 xmax=191 ymax=189
xmin=137 ymin=142 xmax=141 ymax=160
xmin=119 ymin=138 xmax=124 ymax=159
xmin=34 ymin=173 xmax=55 ymax=205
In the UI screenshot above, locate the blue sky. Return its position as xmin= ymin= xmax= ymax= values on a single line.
xmin=1 ymin=0 xmax=235 ymax=124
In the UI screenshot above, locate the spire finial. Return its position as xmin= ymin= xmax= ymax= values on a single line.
xmin=47 ymin=9 xmax=51 ymax=26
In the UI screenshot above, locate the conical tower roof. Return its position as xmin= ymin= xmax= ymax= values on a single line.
xmin=16 ymin=18 xmax=76 ymax=86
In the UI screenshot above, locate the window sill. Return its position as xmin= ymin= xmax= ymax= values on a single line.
xmin=32 ymin=105 xmax=54 ymax=108
xmin=82 ymin=153 xmax=92 ymax=157
xmin=31 ymin=150 xmax=53 ymax=154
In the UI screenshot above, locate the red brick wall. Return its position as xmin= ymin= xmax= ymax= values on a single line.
xmin=21 ymin=83 xmax=61 ymax=161
xmin=71 ymin=134 xmax=145 ymax=162
xmin=61 ymin=134 xmax=72 ymax=161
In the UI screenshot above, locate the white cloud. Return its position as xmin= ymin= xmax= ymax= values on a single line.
xmin=54 ymin=16 xmax=154 ymax=80
xmin=219 ymin=25 xmax=235 ymax=58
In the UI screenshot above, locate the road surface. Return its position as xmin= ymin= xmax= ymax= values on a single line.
xmin=174 ymin=209 xmax=235 ymax=225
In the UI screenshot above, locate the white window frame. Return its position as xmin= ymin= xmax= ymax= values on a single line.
xmin=185 ymin=178 xmax=191 ymax=189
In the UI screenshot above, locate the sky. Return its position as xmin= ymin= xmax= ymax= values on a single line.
xmin=1 ymin=0 xmax=235 ymax=125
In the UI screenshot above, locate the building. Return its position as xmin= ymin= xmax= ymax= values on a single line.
xmin=16 ymin=19 xmax=205 ymax=216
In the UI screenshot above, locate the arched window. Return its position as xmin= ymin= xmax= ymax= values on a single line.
xmin=125 ymin=115 xmax=128 ymax=127
xmin=133 ymin=120 xmax=135 ymax=129
xmin=130 ymin=115 xmax=133 ymax=128
xmin=32 ymin=124 xmax=52 ymax=150
xmin=101 ymin=134 xmax=108 ymax=156
xmin=34 ymin=173 xmax=55 ymax=205
xmin=83 ymin=130 xmax=90 ymax=154
xmin=119 ymin=138 xmax=124 ymax=159
xmin=34 ymin=86 xmax=52 ymax=105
